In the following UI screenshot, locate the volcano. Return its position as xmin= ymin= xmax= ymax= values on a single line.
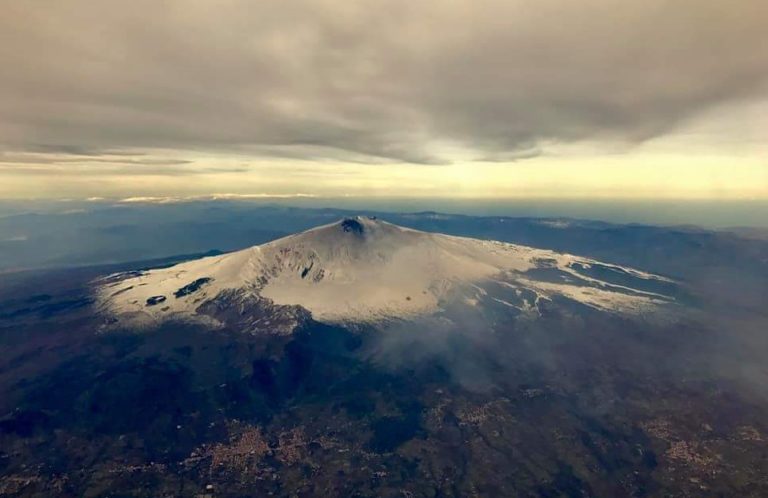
xmin=97 ymin=216 xmax=677 ymax=332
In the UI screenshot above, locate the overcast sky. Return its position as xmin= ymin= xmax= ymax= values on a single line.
xmin=1 ymin=0 xmax=766 ymax=199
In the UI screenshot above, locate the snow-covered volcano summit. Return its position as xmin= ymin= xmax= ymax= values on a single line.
xmin=97 ymin=216 xmax=677 ymax=331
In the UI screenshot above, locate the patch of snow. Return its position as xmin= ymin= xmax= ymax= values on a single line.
xmin=3 ymin=235 xmax=27 ymax=242
xmin=538 ymin=220 xmax=571 ymax=229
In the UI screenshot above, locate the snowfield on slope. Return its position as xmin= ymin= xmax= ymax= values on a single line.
xmin=96 ymin=216 xmax=677 ymax=329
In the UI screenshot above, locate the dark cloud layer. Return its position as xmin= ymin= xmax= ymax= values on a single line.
xmin=1 ymin=0 xmax=767 ymax=164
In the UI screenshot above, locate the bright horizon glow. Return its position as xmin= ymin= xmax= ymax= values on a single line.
xmin=2 ymin=155 xmax=766 ymax=201
xmin=2 ymin=100 xmax=765 ymax=201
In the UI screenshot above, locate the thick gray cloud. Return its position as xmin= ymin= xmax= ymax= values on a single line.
xmin=1 ymin=0 xmax=767 ymax=164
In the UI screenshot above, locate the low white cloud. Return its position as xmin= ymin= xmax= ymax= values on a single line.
xmin=117 ymin=193 xmax=319 ymax=204
xmin=208 ymin=193 xmax=318 ymax=200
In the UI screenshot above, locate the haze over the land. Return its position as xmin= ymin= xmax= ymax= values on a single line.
xmin=1 ymin=0 xmax=766 ymax=200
